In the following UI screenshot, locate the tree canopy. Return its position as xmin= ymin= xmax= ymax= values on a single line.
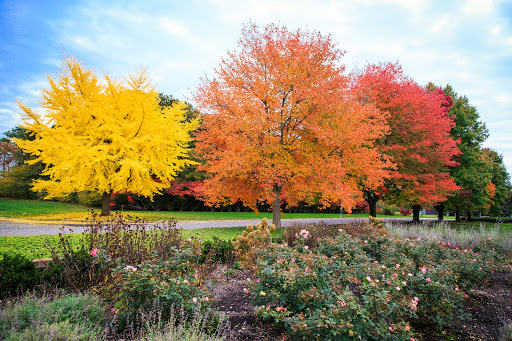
xmin=351 ymin=63 xmax=460 ymax=221
xmin=194 ymin=23 xmax=390 ymax=227
xmin=15 ymin=57 xmax=198 ymax=215
xmin=439 ymin=85 xmax=495 ymax=220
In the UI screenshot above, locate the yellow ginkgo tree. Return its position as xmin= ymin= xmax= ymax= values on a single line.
xmin=15 ymin=57 xmax=198 ymax=215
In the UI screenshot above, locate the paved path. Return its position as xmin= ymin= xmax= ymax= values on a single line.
xmin=0 ymin=217 xmax=437 ymax=237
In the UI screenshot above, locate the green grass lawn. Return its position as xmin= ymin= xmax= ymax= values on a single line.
xmin=0 ymin=198 xmax=90 ymax=219
xmin=0 ymin=198 xmax=384 ymax=221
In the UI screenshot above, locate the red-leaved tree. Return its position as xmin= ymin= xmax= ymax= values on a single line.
xmin=351 ymin=62 xmax=460 ymax=222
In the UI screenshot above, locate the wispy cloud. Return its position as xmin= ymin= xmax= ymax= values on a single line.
xmin=0 ymin=0 xmax=510 ymax=172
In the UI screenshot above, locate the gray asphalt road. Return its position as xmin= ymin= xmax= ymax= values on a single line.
xmin=0 ymin=217 xmax=435 ymax=236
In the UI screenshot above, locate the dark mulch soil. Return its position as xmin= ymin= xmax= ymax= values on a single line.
xmin=457 ymin=268 xmax=512 ymax=340
xmin=207 ymin=265 xmax=512 ymax=341
xmin=207 ymin=266 xmax=285 ymax=340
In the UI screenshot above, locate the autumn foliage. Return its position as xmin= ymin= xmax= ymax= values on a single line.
xmin=350 ymin=63 xmax=460 ymax=218
xmin=194 ymin=23 xmax=390 ymax=227
xmin=8 ymin=23 xmax=504 ymax=221
xmin=15 ymin=57 xmax=198 ymax=215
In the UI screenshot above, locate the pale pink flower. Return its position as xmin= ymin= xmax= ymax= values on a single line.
xmin=405 ymin=325 xmax=411 ymax=331
xmin=192 ymin=297 xmax=198 ymax=303
xmin=395 ymin=286 xmax=401 ymax=291
xmin=420 ymin=266 xmax=427 ymax=274
xmin=124 ymin=265 xmax=137 ymax=272
xmin=299 ymin=229 xmax=310 ymax=239
xmin=426 ymin=278 xmax=431 ymax=283
xmin=184 ymin=279 xmax=190 ymax=284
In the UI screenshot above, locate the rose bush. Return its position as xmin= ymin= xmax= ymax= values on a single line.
xmin=247 ymin=229 xmax=502 ymax=339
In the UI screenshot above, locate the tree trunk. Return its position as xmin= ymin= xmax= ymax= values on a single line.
xmin=101 ymin=191 xmax=112 ymax=216
xmin=365 ymin=191 xmax=379 ymax=218
xmin=434 ymin=204 xmax=444 ymax=221
xmin=272 ymin=184 xmax=283 ymax=229
xmin=412 ymin=205 xmax=421 ymax=223
xmin=455 ymin=210 xmax=461 ymax=222
xmin=467 ymin=211 xmax=472 ymax=221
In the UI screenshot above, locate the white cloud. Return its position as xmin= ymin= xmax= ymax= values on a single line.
xmin=463 ymin=0 xmax=496 ymax=15
xmin=158 ymin=19 xmax=189 ymax=37
xmin=1 ymin=0 xmax=511 ymax=173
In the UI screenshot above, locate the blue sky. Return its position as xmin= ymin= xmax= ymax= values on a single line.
xmin=1 ymin=0 xmax=511 ymax=174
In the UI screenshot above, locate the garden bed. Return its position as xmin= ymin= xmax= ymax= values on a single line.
xmin=1 ymin=219 xmax=511 ymax=340
xmin=206 ymin=266 xmax=512 ymax=341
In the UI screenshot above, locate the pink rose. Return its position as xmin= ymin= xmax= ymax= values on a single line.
xmin=90 ymin=248 xmax=98 ymax=257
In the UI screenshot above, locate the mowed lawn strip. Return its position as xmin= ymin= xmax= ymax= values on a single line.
xmin=1 ymin=198 xmax=388 ymax=221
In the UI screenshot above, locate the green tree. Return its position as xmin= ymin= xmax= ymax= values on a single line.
xmin=482 ymin=148 xmax=512 ymax=216
xmin=0 ymin=126 xmax=46 ymax=199
xmin=15 ymin=57 xmax=198 ymax=215
xmin=437 ymin=85 xmax=493 ymax=221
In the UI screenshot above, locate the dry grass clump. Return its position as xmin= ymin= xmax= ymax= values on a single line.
xmin=387 ymin=221 xmax=512 ymax=252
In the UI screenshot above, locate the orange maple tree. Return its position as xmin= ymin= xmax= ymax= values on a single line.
xmin=194 ymin=23 xmax=391 ymax=227
xmin=351 ymin=62 xmax=460 ymax=221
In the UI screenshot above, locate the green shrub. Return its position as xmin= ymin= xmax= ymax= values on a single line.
xmin=0 ymin=293 xmax=106 ymax=340
xmin=76 ymin=191 xmax=103 ymax=206
xmin=200 ymin=236 xmax=235 ymax=264
xmin=502 ymin=322 xmax=512 ymax=341
xmin=98 ymin=239 xmax=211 ymax=331
xmin=248 ymin=229 xmax=503 ymax=339
xmin=0 ymin=253 xmax=40 ymax=298
xmin=137 ymin=307 xmax=231 ymax=341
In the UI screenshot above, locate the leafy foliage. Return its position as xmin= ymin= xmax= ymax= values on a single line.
xmin=351 ymin=64 xmax=460 ymax=218
xmin=248 ymin=227 xmax=504 ymax=339
xmin=0 ymin=253 xmax=41 ymax=297
xmin=15 ymin=57 xmax=198 ymax=215
xmin=232 ymin=218 xmax=276 ymax=267
xmin=482 ymin=148 xmax=512 ymax=216
xmin=441 ymin=85 xmax=496 ymax=217
xmin=0 ymin=293 xmax=106 ymax=340
xmin=194 ymin=23 xmax=390 ymax=227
